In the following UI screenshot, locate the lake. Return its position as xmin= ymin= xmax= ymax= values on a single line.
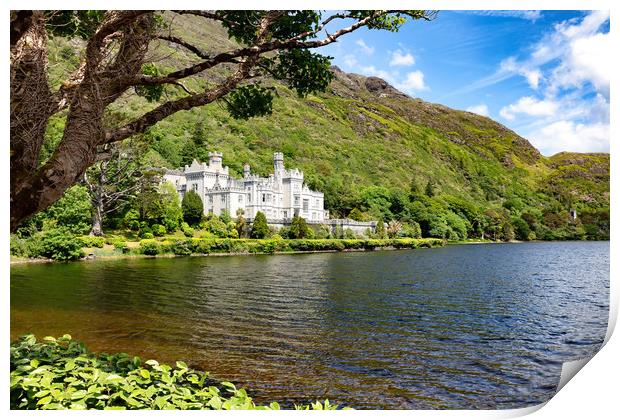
xmin=10 ymin=241 xmax=609 ymax=409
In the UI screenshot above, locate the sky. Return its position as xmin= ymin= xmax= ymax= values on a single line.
xmin=318 ymin=10 xmax=610 ymax=156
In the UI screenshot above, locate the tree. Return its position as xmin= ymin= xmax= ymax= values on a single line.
xmin=44 ymin=185 xmax=93 ymax=234
xmin=289 ymin=215 xmax=310 ymax=239
xmin=250 ymin=211 xmax=269 ymax=239
xmin=10 ymin=10 xmax=435 ymax=231
xmin=386 ymin=220 xmax=402 ymax=238
xmin=235 ymin=208 xmax=247 ymax=238
xmin=159 ymin=182 xmax=183 ymax=232
xmin=132 ymin=168 xmax=166 ymax=224
xmin=375 ymin=220 xmax=387 ymax=239
xmin=424 ymin=180 xmax=436 ymax=197
xmin=83 ymin=139 xmax=148 ymax=236
xmin=181 ymin=190 xmax=204 ymax=226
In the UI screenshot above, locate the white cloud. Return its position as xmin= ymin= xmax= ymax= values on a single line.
xmin=527 ymin=120 xmax=610 ymax=155
xmin=461 ymin=10 xmax=542 ymax=21
xmin=499 ymin=57 xmax=542 ymax=89
xmin=466 ymin=104 xmax=490 ymax=117
xmin=395 ymin=71 xmax=429 ymax=92
xmin=359 ymin=65 xmax=397 ymax=84
xmin=355 ymin=39 xmax=375 ymax=55
xmin=343 ymin=54 xmax=358 ymax=69
xmin=389 ymin=50 xmax=415 ymax=66
xmin=549 ymin=31 xmax=610 ymax=94
xmin=499 ymin=96 xmax=559 ymax=120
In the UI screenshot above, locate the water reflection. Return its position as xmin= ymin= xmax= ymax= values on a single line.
xmin=11 ymin=242 xmax=609 ymax=409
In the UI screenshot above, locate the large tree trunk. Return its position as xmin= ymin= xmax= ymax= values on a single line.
xmin=90 ymin=209 xmax=103 ymax=237
xmin=10 ymin=12 xmax=154 ymax=232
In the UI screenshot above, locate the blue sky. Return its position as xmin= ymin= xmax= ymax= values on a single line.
xmin=318 ymin=10 xmax=610 ymax=156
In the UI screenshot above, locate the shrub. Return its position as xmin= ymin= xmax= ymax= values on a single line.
xmin=343 ymin=228 xmax=356 ymax=239
xmin=112 ymin=240 xmax=129 ymax=254
xmin=38 ymin=229 xmax=85 ymax=261
xmin=151 ymin=224 xmax=166 ymax=237
xmin=124 ymin=209 xmax=141 ymax=231
xmin=203 ymin=217 xmax=228 ymax=238
xmin=138 ymin=227 xmax=153 ymax=239
xmin=181 ymin=222 xmax=195 ymax=238
xmin=10 ymin=235 xmax=30 ymax=257
xmin=171 ymin=240 xmax=192 ymax=256
xmin=10 ymin=334 xmax=345 ymax=410
xmin=77 ymin=236 xmax=105 ymax=248
xmin=139 ymin=240 xmax=160 ymax=256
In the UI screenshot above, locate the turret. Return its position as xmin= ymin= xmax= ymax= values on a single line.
xmin=243 ymin=163 xmax=251 ymax=178
xmin=208 ymin=152 xmax=223 ymax=170
xmin=273 ymin=152 xmax=284 ymax=175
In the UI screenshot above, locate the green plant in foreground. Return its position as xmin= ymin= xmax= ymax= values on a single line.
xmin=10 ymin=334 xmax=346 ymax=410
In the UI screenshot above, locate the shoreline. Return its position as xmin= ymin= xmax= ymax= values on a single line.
xmin=9 ymin=244 xmax=435 ymax=266
xmin=10 ymin=238 xmax=608 ymax=266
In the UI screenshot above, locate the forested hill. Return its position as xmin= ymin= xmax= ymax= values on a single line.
xmin=43 ymin=15 xmax=609 ymax=241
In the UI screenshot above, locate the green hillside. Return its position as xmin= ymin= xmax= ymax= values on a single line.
xmin=41 ymin=14 xmax=609 ymax=242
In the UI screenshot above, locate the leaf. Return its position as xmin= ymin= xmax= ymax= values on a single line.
xmin=30 ymin=359 xmax=40 ymax=368
xmin=220 ymin=381 xmax=236 ymax=391
xmin=139 ymin=369 xmax=150 ymax=379
xmin=71 ymin=390 xmax=87 ymax=400
xmin=269 ymin=401 xmax=281 ymax=410
xmin=145 ymin=359 xmax=159 ymax=367
xmin=43 ymin=336 xmax=57 ymax=343
xmin=34 ymin=389 xmax=50 ymax=398
xmin=37 ymin=395 xmax=53 ymax=406
xmin=175 ymin=361 xmax=188 ymax=369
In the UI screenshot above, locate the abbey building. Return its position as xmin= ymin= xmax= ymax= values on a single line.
xmin=164 ymin=152 xmax=328 ymax=222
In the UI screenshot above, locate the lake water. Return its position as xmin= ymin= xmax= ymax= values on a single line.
xmin=10 ymin=242 xmax=609 ymax=409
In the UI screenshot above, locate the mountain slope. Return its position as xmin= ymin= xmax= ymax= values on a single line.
xmin=43 ymin=15 xmax=610 ymax=240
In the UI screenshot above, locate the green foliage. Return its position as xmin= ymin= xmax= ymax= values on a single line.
xmin=159 ymin=182 xmax=183 ymax=232
xmin=112 ymin=240 xmax=129 ymax=254
xmin=289 ymin=215 xmax=311 ymax=239
xmin=250 ymin=212 xmax=269 ymax=239
xmin=45 ymin=10 xmax=105 ymax=39
xmin=226 ymin=84 xmax=276 ymax=120
xmin=123 ymin=209 xmax=141 ymax=231
xmin=134 ymin=63 xmax=165 ymax=102
xmin=201 ymin=216 xmax=229 ymax=238
xmin=181 ymin=191 xmax=204 ymax=226
xmin=151 ymin=224 xmax=166 ymax=237
xmin=44 ymin=185 xmax=93 ymax=234
xmin=77 ymin=236 xmax=105 ymax=248
xmin=10 ymin=334 xmax=344 ymax=410
xmin=38 ymin=229 xmax=85 ymax=261
xmin=374 ymin=220 xmax=387 ymax=239
xmin=181 ymin=222 xmax=195 ymax=238
xmin=139 ymin=240 xmax=160 ymax=256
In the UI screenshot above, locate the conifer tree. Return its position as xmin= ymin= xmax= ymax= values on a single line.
xmin=250 ymin=211 xmax=269 ymax=239
xmin=181 ymin=190 xmax=203 ymax=226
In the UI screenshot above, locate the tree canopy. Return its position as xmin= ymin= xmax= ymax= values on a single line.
xmin=10 ymin=10 xmax=435 ymax=232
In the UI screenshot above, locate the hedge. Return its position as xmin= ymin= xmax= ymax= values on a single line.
xmin=134 ymin=238 xmax=444 ymax=256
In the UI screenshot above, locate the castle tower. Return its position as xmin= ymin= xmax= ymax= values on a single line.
xmin=243 ymin=163 xmax=251 ymax=178
xmin=208 ymin=152 xmax=223 ymax=171
xmin=273 ymin=152 xmax=284 ymax=181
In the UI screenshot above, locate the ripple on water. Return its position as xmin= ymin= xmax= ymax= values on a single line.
xmin=11 ymin=242 xmax=609 ymax=409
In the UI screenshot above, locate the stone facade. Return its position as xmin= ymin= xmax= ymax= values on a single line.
xmin=164 ymin=152 xmax=329 ymax=222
